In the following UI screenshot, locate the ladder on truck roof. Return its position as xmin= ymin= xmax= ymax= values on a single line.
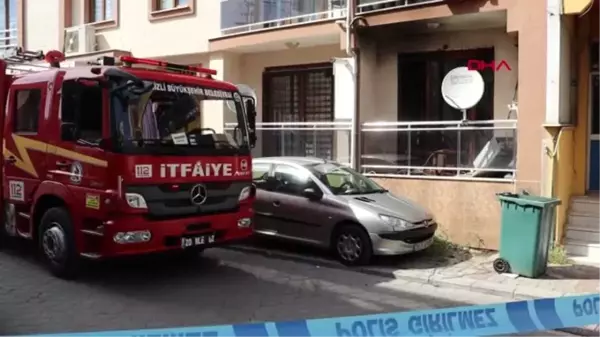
xmin=2 ymin=47 xmax=65 ymax=74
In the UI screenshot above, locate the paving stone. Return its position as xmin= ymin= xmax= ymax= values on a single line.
xmin=0 ymin=245 xmax=590 ymax=336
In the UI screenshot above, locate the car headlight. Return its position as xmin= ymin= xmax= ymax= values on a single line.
xmin=125 ymin=193 xmax=147 ymax=209
xmin=379 ymin=214 xmax=410 ymax=231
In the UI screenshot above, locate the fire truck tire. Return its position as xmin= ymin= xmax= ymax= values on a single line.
xmin=0 ymin=203 xmax=17 ymax=249
xmin=38 ymin=207 xmax=79 ymax=279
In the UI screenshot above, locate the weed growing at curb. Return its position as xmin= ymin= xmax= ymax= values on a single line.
xmin=548 ymin=245 xmax=570 ymax=265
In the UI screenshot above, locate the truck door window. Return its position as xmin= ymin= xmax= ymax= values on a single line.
xmin=14 ymin=89 xmax=42 ymax=133
xmin=61 ymin=80 xmax=103 ymax=145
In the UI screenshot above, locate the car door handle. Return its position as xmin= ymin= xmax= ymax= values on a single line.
xmin=5 ymin=156 xmax=16 ymax=164
xmin=273 ymin=201 xmax=281 ymax=207
xmin=56 ymin=160 xmax=71 ymax=168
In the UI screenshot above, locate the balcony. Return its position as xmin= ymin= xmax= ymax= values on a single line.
xmin=220 ymin=0 xmax=347 ymax=35
xmin=357 ymin=0 xmax=445 ymax=14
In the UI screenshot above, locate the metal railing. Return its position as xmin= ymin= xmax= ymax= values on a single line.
xmin=360 ymin=119 xmax=517 ymax=181
xmin=0 ymin=28 xmax=18 ymax=56
xmin=225 ymin=121 xmax=353 ymax=166
xmin=357 ymin=0 xmax=444 ymax=14
xmin=220 ymin=0 xmax=347 ymax=35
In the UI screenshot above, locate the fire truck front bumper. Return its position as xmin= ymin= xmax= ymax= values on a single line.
xmin=87 ymin=207 xmax=254 ymax=258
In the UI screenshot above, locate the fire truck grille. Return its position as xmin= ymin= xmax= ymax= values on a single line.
xmin=126 ymin=182 xmax=249 ymax=220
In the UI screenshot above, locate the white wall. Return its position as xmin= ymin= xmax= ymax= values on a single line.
xmin=24 ymin=0 xmax=61 ymax=51
xmin=77 ymin=0 xmax=221 ymax=57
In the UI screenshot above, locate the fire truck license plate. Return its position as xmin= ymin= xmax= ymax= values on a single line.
xmin=181 ymin=233 xmax=215 ymax=249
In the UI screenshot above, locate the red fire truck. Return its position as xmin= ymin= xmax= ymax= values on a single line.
xmin=0 ymin=48 xmax=257 ymax=278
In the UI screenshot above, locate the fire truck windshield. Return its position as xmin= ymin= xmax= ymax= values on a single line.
xmin=110 ymin=80 xmax=250 ymax=155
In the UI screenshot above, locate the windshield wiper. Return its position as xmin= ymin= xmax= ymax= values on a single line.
xmin=357 ymin=189 xmax=388 ymax=195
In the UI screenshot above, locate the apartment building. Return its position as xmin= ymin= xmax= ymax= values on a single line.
xmin=10 ymin=0 xmax=600 ymax=259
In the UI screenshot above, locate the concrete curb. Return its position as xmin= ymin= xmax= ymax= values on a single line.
xmin=226 ymin=244 xmax=599 ymax=336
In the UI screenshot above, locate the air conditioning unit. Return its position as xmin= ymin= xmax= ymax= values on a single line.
xmin=64 ymin=25 xmax=97 ymax=55
xmin=328 ymin=0 xmax=345 ymax=18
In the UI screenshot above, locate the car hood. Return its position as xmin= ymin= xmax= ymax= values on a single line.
xmin=340 ymin=192 xmax=433 ymax=223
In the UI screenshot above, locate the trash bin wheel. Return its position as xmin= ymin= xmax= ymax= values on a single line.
xmin=493 ymin=258 xmax=511 ymax=274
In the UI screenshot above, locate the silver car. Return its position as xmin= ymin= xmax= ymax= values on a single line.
xmin=252 ymin=157 xmax=437 ymax=265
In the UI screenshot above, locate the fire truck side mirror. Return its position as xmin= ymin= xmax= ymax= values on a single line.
xmin=245 ymin=100 xmax=257 ymax=148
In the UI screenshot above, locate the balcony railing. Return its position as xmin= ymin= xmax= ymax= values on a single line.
xmin=225 ymin=119 xmax=516 ymax=182
xmin=360 ymin=119 xmax=517 ymax=181
xmin=0 ymin=28 xmax=18 ymax=56
xmin=357 ymin=0 xmax=444 ymax=14
xmin=225 ymin=121 xmax=353 ymax=166
xmin=221 ymin=0 xmax=347 ymax=35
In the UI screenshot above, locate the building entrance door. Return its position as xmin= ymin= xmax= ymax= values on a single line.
xmin=588 ymin=72 xmax=599 ymax=191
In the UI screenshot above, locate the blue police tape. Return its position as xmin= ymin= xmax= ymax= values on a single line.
xmin=34 ymin=294 xmax=599 ymax=337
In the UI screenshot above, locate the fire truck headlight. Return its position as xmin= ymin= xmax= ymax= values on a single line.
xmin=125 ymin=193 xmax=148 ymax=209
xmin=238 ymin=186 xmax=253 ymax=202
xmin=114 ymin=230 xmax=152 ymax=244
xmin=237 ymin=218 xmax=252 ymax=228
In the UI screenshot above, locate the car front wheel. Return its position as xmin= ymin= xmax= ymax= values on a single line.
xmin=332 ymin=224 xmax=373 ymax=266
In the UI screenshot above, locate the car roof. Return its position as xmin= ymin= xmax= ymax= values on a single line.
xmin=254 ymin=156 xmax=332 ymax=167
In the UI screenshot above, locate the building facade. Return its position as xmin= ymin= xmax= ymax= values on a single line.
xmin=11 ymin=0 xmax=600 ymax=259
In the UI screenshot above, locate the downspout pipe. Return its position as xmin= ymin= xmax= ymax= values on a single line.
xmin=346 ymin=0 xmax=362 ymax=171
xmin=545 ymin=0 xmax=563 ymax=244
xmin=345 ymin=0 xmax=353 ymax=57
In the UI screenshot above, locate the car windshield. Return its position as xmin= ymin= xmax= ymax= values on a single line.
xmin=110 ymin=80 xmax=249 ymax=154
xmin=307 ymin=163 xmax=387 ymax=195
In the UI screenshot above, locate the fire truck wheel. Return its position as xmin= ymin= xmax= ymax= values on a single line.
xmin=38 ymin=207 xmax=79 ymax=279
xmin=0 ymin=203 xmax=17 ymax=249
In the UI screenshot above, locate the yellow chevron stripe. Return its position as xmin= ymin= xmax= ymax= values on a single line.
xmin=2 ymin=134 xmax=108 ymax=178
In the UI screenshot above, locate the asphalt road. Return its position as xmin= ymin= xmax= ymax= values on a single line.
xmin=0 ymin=243 xmax=574 ymax=336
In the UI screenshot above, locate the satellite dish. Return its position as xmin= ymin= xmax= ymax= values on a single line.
xmin=441 ymin=67 xmax=485 ymax=120
xmin=226 ymin=84 xmax=257 ymax=113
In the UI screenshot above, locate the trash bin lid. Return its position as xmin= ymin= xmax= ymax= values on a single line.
xmin=496 ymin=192 xmax=561 ymax=208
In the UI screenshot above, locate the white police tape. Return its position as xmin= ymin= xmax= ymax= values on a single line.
xmin=35 ymin=294 xmax=599 ymax=337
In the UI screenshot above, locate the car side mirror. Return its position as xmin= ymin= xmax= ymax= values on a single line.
xmin=302 ymin=187 xmax=322 ymax=200
xmin=245 ymin=100 xmax=257 ymax=148
xmin=61 ymin=122 xmax=77 ymax=141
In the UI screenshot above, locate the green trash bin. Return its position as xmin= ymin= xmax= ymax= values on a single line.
xmin=494 ymin=192 xmax=561 ymax=278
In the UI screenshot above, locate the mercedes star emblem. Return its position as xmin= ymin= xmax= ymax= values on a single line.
xmin=190 ymin=184 xmax=208 ymax=205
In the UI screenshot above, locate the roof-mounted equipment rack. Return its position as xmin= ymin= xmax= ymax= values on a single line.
xmin=119 ymin=56 xmax=217 ymax=78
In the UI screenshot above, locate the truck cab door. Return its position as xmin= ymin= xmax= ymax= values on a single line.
xmin=3 ymin=78 xmax=49 ymax=237
xmin=47 ymin=77 xmax=109 ymax=211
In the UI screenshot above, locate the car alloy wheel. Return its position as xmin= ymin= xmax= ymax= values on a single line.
xmin=333 ymin=224 xmax=373 ymax=266
xmin=337 ymin=233 xmax=363 ymax=262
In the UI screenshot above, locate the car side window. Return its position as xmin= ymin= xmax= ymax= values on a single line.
xmin=252 ymin=163 xmax=271 ymax=190
xmin=272 ymin=164 xmax=315 ymax=196
xmin=14 ymin=89 xmax=42 ymax=134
